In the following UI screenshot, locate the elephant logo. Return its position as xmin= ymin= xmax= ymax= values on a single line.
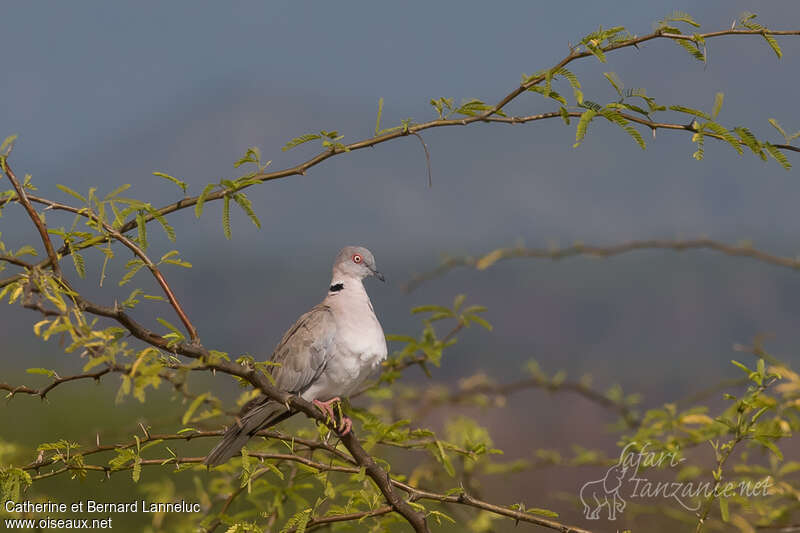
xmin=579 ymin=463 xmax=630 ymax=520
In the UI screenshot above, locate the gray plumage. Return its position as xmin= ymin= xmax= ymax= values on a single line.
xmin=204 ymin=246 xmax=387 ymax=466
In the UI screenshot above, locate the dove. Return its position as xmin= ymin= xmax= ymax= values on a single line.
xmin=204 ymin=246 xmax=387 ymax=466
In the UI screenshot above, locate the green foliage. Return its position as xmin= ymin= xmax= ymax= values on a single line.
xmin=232 ymin=192 xmax=261 ymax=229
xmin=196 ymin=183 xmax=216 ymax=218
xmin=0 ymin=466 xmax=32 ymax=503
xmin=153 ymin=171 xmax=188 ymax=194
xmin=282 ymin=133 xmax=322 ymax=151
xmin=740 ymin=12 xmax=783 ymax=58
xmin=430 ymin=97 xmax=455 ymax=120
xmin=768 ymin=118 xmax=800 ymax=144
xmin=157 ymin=317 xmax=186 ymax=348
xmin=573 ymin=108 xmax=597 ymax=147
xmin=222 ymin=193 xmax=232 ymax=239
xmin=234 ymin=146 xmax=271 ymax=172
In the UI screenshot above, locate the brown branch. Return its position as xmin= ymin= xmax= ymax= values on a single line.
xmin=1 ymin=367 xmax=113 ymax=400
xmin=28 ymin=448 xmax=591 ymax=533
xmin=11 ymin=194 xmax=199 ymax=341
xmin=0 ymin=161 xmax=62 ymax=278
xmin=303 ymin=506 xmax=394 ymax=532
xmin=0 ymin=254 xmax=34 ymax=268
xmin=403 ymin=239 xmax=800 ymax=292
xmin=22 ymin=428 xmax=350 ymax=473
xmin=410 ymin=132 xmax=433 ymax=188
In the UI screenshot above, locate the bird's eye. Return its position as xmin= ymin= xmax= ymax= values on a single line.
xmin=352 ymin=254 xmax=362 ymax=264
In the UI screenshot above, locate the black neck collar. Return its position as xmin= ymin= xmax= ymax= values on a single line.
xmin=329 ymin=283 xmax=344 ymax=293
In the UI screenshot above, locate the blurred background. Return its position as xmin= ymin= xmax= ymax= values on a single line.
xmin=2 ymin=1 xmax=800 ymax=531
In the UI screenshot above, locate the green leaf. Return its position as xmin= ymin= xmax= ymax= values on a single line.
xmin=740 ymin=13 xmax=782 ymax=58
xmin=56 ymin=184 xmax=87 ymax=203
xmin=222 ymin=194 xmax=232 ymax=239
xmin=755 ymin=436 xmax=783 ymax=460
xmin=603 ymin=72 xmax=623 ymax=97
xmin=282 ymin=134 xmax=322 ymax=151
xmin=527 ymin=85 xmax=567 ymax=106
xmin=528 ymin=507 xmax=560 ymax=518
xmin=455 ymin=98 xmax=505 ymax=118
xmin=233 ymin=146 xmax=262 ymax=168
xmin=182 ymin=393 xmax=209 ymax=425
xmin=280 ymin=508 xmax=311 ymax=533
xmin=232 ymin=192 xmax=261 ymax=229
xmin=764 ymin=142 xmax=791 ymax=170
xmin=717 ymin=496 xmax=729 ymax=523
xmin=731 ymin=360 xmax=751 ymax=374
xmin=559 ymin=106 xmax=570 ymax=125
xmin=14 ymin=245 xmax=37 ymax=257
xmin=734 ymin=127 xmax=765 ymax=159
xmin=374 ymin=97 xmax=384 ymax=135
xmin=26 ymin=367 xmax=56 ymax=377
xmin=665 ymin=10 xmax=700 ymax=28
xmin=152 ymin=172 xmax=187 ymax=194
xmin=692 ymin=131 xmax=705 ymax=160
xmin=1 ymin=134 xmax=18 ymax=157
xmin=704 ymin=122 xmax=742 ymax=154
xmin=555 ymin=67 xmax=582 ymax=104
xmin=104 ymin=183 xmax=131 ymax=200
xmin=195 ymin=183 xmax=216 ymax=218
xmin=573 ymin=109 xmax=597 ymax=148
xmin=136 ymin=211 xmax=147 ymax=250
xmin=768 ymin=118 xmax=788 ymax=141
xmin=585 ymin=44 xmax=606 ymax=63
xmin=669 ymin=105 xmax=710 ymax=120
xmin=119 ymin=259 xmax=145 ymax=286
xmin=598 ymin=108 xmax=645 ymax=150
xmin=69 ymin=243 xmax=86 ymax=279
xmin=711 ymin=92 xmax=724 ymax=119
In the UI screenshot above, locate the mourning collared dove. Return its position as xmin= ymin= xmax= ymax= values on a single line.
xmin=204 ymin=246 xmax=387 ymax=466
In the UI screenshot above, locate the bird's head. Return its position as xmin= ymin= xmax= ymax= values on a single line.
xmin=332 ymin=246 xmax=385 ymax=282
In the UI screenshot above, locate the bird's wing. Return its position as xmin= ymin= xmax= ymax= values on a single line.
xmin=268 ymin=303 xmax=337 ymax=395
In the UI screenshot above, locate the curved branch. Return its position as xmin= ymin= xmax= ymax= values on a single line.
xmin=6 ymin=194 xmax=199 ymax=341
xmin=27 ymin=448 xmax=592 ymax=533
xmin=0 ymin=161 xmax=63 ymax=278
xmin=403 ymin=238 xmax=800 ymax=292
xmin=1 ymin=367 xmax=114 ymax=400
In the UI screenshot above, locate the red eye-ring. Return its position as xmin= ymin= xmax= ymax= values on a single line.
xmin=352 ymin=254 xmax=362 ymax=264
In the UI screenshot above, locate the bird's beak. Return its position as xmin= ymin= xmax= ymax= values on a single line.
xmin=372 ymin=268 xmax=385 ymax=282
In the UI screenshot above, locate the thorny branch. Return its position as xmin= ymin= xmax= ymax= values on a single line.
xmin=402 ymin=239 xmax=800 ymax=292
xmin=24 ymin=442 xmax=592 ymax=533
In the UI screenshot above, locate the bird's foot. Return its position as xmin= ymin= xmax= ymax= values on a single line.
xmin=337 ymin=416 xmax=352 ymax=436
xmin=313 ymin=397 xmax=341 ymax=421
xmin=313 ymin=397 xmax=352 ymax=435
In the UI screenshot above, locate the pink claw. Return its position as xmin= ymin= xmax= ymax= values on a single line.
xmin=313 ymin=397 xmax=341 ymax=421
xmin=313 ymin=397 xmax=352 ymax=435
xmin=337 ymin=416 xmax=352 ymax=436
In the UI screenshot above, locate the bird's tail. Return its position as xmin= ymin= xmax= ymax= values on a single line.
xmin=204 ymin=400 xmax=295 ymax=467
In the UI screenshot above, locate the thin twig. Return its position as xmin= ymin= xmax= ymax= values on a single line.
xmin=410 ymin=132 xmax=433 ymax=188
xmin=403 ymin=239 xmax=800 ymax=292
xmin=0 ymin=161 xmax=62 ymax=278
